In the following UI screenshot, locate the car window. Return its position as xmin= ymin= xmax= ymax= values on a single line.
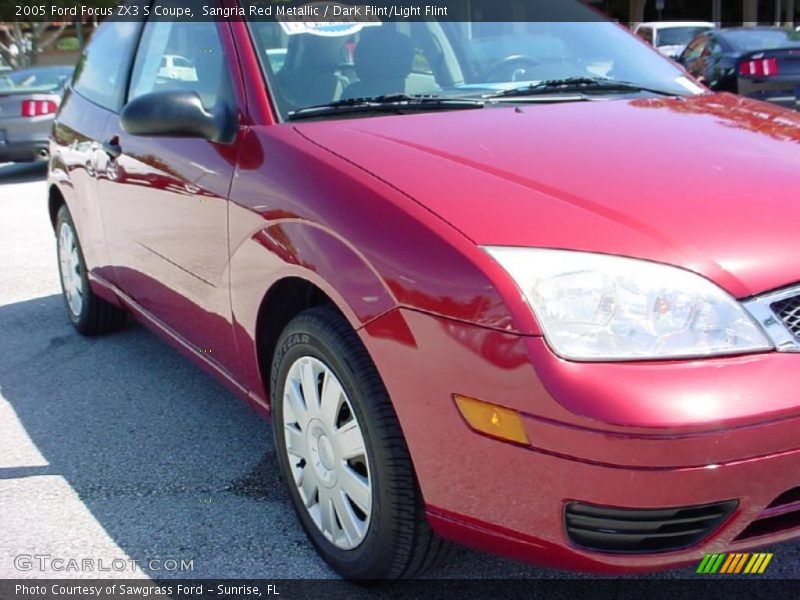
xmin=682 ymin=36 xmax=708 ymax=62
xmin=128 ymin=17 xmax=231 ymax=110
xmin=5 ymin=67 xmax=72 ymax=93
xmin=448 ymin=22 xmax=688 ymax=85
xmin=72 ymin=21 xmax=141 ymax=111
xmin=249 ymin=19 xmax=696 ymax=121
xmin=656 ymin=27 xmax=713 ymax=47
xmin=465 ymin=27 xmax=574 ymax=75
xmin=266 ymin=49 xmax=287 ymax=72
xmin=637 ymin=27 xmax=654 ymax=45
xmin=411 ymin=41 xmax=434 ymax=75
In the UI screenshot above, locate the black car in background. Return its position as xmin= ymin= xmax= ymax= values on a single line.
xmin=679 ymin=27 xmax=800 ymax=110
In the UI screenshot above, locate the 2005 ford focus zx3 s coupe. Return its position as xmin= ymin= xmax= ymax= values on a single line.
xmin=48 ymin=1 xmax=800 ymax=579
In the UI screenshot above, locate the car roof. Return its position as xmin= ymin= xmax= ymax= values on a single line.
xmin=638 ymin=22 xmax=716 ymax=30
xmin=716 ymin=27 xmax=797 ymax=42
xmin=719 ymin=26 xmax=791 ymax=33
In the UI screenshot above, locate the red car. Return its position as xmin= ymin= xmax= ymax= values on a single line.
xmin=49 ymin=6 xmax=800 ymax=579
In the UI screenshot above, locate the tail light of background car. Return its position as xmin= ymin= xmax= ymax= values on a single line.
xmin=739 ymin=57 xmax=780 ymax=77
xmin=21 ymin=99 xmax=57 ymax=117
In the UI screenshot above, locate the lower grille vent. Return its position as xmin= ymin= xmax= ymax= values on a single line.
xmin=736 ymin=486 xmax=800 ymax=541
xmin=565 ymin=500 xmax=736 ymax=554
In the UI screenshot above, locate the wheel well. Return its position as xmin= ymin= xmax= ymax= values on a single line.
xmin=256 ymin=277 xmax=341 ymax=401
xmin=48 ymin=185 xmax=65 ymax=230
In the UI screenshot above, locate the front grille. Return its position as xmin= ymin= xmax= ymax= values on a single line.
xmin=772 ymin=295 xmax=800 ymax=339
xmin=565 ymin=500 xmax=737 ymax=554
xmin=743 ymin=286 xmax=800 ymax=352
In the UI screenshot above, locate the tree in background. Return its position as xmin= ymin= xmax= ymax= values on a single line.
xmin=0 ymin=1 xmax=118 ymax=68
xmin=0 ymin=22 xmax=70 ymax=68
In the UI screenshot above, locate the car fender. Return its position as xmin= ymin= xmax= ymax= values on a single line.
xmin=47 ymin=149 xmax=74 ymax=226
xmin=228 ymin=219 xmax=397 ymax=403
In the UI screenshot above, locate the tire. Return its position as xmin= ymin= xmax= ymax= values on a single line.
xmin=55 ymin=204 xmax=126 ymax=335
xmin=270 ymin=306 xmax=449 ymax=579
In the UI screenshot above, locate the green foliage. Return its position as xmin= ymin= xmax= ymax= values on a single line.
xmin=56 ymin=36 xmax=80 ymax=50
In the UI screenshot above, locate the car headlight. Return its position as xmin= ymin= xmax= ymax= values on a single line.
xmin=485 ymin=247 xmax=772 ymax=361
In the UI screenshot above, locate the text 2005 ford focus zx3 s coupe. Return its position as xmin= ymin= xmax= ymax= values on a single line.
xmin=48 ymin=4 xmax=800 ymax=579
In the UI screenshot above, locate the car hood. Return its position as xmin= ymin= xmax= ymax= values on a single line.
xmin=295 ymin=93 xmax=800 ymax=298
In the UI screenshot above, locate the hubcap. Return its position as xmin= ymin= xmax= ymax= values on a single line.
xmin=282 ymin=356 xmax=372 ymax=550
xmin=58 ymin=222 xmax=83 ymax=317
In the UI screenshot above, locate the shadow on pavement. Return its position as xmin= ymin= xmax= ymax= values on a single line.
xmin=0 ymin=294 xmax=334 ymax=579
xmin=0 ymin=161 xmax=47 ymax=185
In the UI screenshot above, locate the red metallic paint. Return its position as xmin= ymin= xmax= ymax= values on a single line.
xmin=362 ymin=308 xmax=800 ymax=572
xmin=297 ymin=94 xmax=800 ymax=304
xmin=48 ymin=17 xmax=800 ymax=574
xmin=224 ymin=17 xmax=276 ymax=127
xmin=224 ymin=123 xmax=517 ymax=402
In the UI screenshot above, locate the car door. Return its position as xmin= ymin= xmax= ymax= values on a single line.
xmin=96 ymin=11 xmax=241 ymax=367
xmin=51 ymin=21 xmax=141 ymax=286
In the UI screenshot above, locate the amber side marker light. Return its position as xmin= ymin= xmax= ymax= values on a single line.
xmin=454 ymin=395 xmax=530 ymax=445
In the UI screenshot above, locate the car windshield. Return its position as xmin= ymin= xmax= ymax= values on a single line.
xmin=725 ymin=29 xmax=800 ymax=51
xmin=248 ymin=17 xmax=698 ymax=121
xmin=656 ymin=27 xmax=712 ymax=47
xmin=3 ymin=67 xmax=72 ymax=93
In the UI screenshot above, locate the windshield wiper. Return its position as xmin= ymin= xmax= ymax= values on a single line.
xmin=287 ymin=94 xmax=486 ymax=120
xmin=482 ymin=77 xmax=681 ymax=100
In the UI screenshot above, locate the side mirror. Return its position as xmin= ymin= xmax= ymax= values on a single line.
xmin=120 ymin=89 xmax=236 ymax=144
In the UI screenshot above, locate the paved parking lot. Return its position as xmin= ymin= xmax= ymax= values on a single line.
xmin=0 ymin=162 xmax=797 ymax=581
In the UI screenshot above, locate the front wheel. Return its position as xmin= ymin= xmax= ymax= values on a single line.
xmin=270 ymin=306 xmax=449 ymax=579
xmin=56 ymin=205 xmax=126 ymax=335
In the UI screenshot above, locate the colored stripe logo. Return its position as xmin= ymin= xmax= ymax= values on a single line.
xmin=696 ymin=552 xmax=773 ymax=574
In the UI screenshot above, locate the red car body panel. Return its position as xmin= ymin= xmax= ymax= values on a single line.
xmin=361 ymin=309 xmax=800 ymax=572
xmin=296 ymin=94 xmax=800 ymax=302
xmin=48 ymin=17 xmax=800 ymax=573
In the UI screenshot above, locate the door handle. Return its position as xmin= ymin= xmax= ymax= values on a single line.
xmin=102 ymin=138 xmax=122 ymax=159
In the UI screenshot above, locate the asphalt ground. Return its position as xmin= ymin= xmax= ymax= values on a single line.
xmin=1 ymin=161 xmax=798 ymax=584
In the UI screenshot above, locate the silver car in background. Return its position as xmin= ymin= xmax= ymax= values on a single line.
xmin=634 ymin=21 xmax=717 ymax=60
xmin=0 ymin=66 xmax=73 ymax=163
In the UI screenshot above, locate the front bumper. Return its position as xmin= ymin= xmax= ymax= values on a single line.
xmin=0 ymin=139 xmax=49 ymax=162
xmin=0 ymin=115 xmax=54 ymax=162
xmin=740 ymin=79 xmax=800 ymax=111
xmin=360 ymin=308 xmax=800 ymax=573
